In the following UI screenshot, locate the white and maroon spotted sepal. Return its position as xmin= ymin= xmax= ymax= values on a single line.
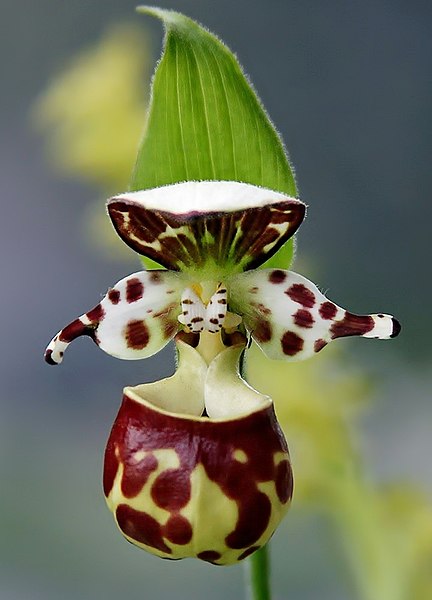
xmin=107 ymin=181 xmax=305 ymax=275
xmin=103 ymin=341 xmax=292 ymax=564
xmin=228 ymin=269 xmax=401 ymax=361
xmin=45 ymin=270 xmax=183 ymax=364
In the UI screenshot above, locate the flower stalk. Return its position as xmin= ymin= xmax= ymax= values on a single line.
xmin=245 ymin=545 xmax=271 ymax=600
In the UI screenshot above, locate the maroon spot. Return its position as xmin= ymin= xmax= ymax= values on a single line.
xmin=275 ymin=460 xmax=293 ymax=504
xmin=164 ymin=514 xmax=193 ymax=545
xmin=281 ymin=331 xmax=304 ymax=356
xmin=108 ymin=289 xmax=120 ymax=305
xmin=269 ymin=270 xmax=287 ymax=284
xmin=391 ymin=317 xmax=401 ymax=338
xmin=286 ymin=284 xmax=315 ymax=308
xmin=44 ymin=349 xmax=57 ymax=365
xmin=314 ymin=338 xmax=327 ymax=353
xmin=125 ymin=320 xmax=150 ymax=349
xmin=238 ymin=546 xmax=260 ymax=561
xmin=149 ymin=271 xmax=162 ymax=284
xmin=197 ymin=550 xmax=222 ymax=563
xmin=126 ymin=278 xmax=144 ymax=303
xmin=249 ymin=287 xmax=259 ymax=294
xmin=226 ymin=492 xmax=271 ymax=549
xmin=330 ymin=312 xmax=374 ymax=339
xmin=121 ymin=454 xmax=158 ymax=498
xmin=116 ymin=504 xmax=171 ymax=553
xmin=151 ymin=469 xmax=191 ymax=511
xmin=293 ymin=309 xmax=315 ymax=328
xmin=319 ymin=301 xmax=337 ymax=320
xmin=103 ymin=445 xmax=119 ymax=497
xmin=86 ymin=303 xmax=105 ymax=322
xmin=253 ymin=319 xmax=272 ymax=343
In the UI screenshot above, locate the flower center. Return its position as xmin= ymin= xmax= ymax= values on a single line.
xmin=178 ymin=281 xmax=241 ymax=334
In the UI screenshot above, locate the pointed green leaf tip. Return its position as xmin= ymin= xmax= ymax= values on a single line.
xmin=133 ymin=6 xmax=298 ymax=268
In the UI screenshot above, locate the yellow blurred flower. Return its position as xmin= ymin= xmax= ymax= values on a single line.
xmin=34 ymin=23 xmax=150 ymax=191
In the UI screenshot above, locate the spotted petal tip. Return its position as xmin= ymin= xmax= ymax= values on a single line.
xmin=390 ymin=317 xmax=401 ymax=338
xmin=228 ymin=269 xmax=401 ymax=361
xmin=44 ymin=271 xmax=183 ymax=364
xmin=108 ymin=181 xmax=305 ymax=274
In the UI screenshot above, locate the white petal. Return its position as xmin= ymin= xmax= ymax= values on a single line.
xmin=178 ymin=288 xmax=206 ymax=332
xmin=125 ymin=340 xmax=207 ymax=417
xmin=205 ymin=284 xmax=227 ymax=333
xmin=205 ymin=345 xmax=271 ymax=419
xmin=45 ymin=270 xmax=183 ymax=364
xmin=227 ymin=269 xmax=400 ymax=361
xmin=112 ymin=181 xmax=295 ymax=215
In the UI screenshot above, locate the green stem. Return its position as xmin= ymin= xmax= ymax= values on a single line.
xmin=244 ymin=545 xmax=271 ymax=600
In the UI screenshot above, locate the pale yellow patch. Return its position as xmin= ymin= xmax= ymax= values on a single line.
xmin=183 ymin=463 xmax=239 ymax=563
xmin=132 ymin=450 xmax=146 ymax=463
xmin=107 ymin=447 xmax=180 ymax=522
xmin=233 ymin=449 xmax=248 ymax=463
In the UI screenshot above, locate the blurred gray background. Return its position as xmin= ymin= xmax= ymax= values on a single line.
xmin=1 ymin=1 xmax=431 ymax=599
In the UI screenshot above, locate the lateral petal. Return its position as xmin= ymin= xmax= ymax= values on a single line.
xmin=45 ymin=270 xmax=183 ymax=364
xmin=108 ymin=181 xmax=305 ymax=276
xmin=228 ymin=269 xmax=400 ymax=361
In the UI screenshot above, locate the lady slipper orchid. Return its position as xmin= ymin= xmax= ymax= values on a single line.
xmin=45 ymin=180 xmax=400 ymax=563
xmin=45 ymin=180 xmax=400 ymax=368
xmin=103 ymin=340 xmax=292 ymax=564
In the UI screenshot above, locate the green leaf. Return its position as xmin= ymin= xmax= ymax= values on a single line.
xmin=133 ymin=6 xmax=298 ymax=269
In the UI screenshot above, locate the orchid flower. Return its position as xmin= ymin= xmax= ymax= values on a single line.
xmin=45 ymin=180 xmax=400 ymax=372
xmin=44 ymin=180 xmax=399 ymax=564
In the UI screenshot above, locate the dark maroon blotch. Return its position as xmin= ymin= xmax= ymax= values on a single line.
xmin=275 ymin=460 xmax=293 ymax=504
xmin=108 ymin=289 xmax=121 ymax=305
xmin=197 ymin=550 xmax=222 ymax=563
xmin=44 ymin=349 xmax=57 ymax=365
xmin=269 ymin=270 xmax=287 ymax=284
xmin=391 ymin=317 xmax=401 ymax=338
xmin=293 ymin=309 xmax=315 ymax=329
xmin=151 ymin=469 xmax=191 ymax=511
xmin=238 ymin=546 xmax=261 ymax=561
xmin=121 ymin=453 xmax=158 ymax=498
xmin=126 ymin=278 xmax=144 ymax=303
xmin=330 ymin=312 xmax=374 ymax=339
xmin=314 ymin=338 xmax=327 ymax=353
xmin=86 ymin=303 xmax=105 ymax=322
xmin=319 ymin=301 xmax=337 ymax=320
xmin=286 ymin=284 xmax=315 ymax=308
xmin=125 ymin=320 xmax=150 ymax=349
xmin=281 ymin=331 xmax=304 ymax=356
xmin=59 ymin=319 xmax=92 ymax=343
xmin=116 ymin=504 xmax=171 ymax=553
xmin=253 ymin=319 xmax=272 ymax=343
